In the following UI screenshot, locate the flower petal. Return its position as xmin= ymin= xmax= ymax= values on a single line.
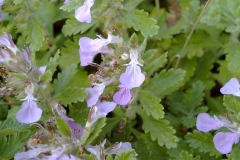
xmin=74 ymin=0 xmax=94 ymax=23
xmin=85 ymin=83 xmax=105 ymax=107
xmin=220 ymin=78 xmax=240 ymax=96
xmin=96 ymin=101 xmax=116 ymax=116
xmin=120 ymin=65 xmax=145 ymax=89
xmin=113 ymin=85 xmax=131 ymax=105
xmin=196 ymin=113 xmax=222 ymax=132
xmin=213 ymin=132 xmax=239 ymax=154
xmin=0 ymin=32 xmax=17 ymax=53
xmin=68 ymin=120 xmax=83 ymax=139
xmin=16 ymin=100 xmax=42 ymax=124
xmin=14 ymin=150 xmax=39 ymax=160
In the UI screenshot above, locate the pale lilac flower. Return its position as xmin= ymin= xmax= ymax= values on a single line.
xmin=68 ymin=120 xmax=83 ymax=139
xmin=0 ymin=49 xmax=11 ymax=62
xmin=39 ymin=66 xmax=47 ymax=75
xmin=113 ymin=85 xmax=131 ymax=106
xmin=105 ymin=142 xmax=134 ymax=156
xmin=57 ymin=154 xmax=76 ymax=160
xmin=79 ymin=33 xmax=121 ymax=66
xmin=85 ymin=83 xmax=105 ymax=107
xmin=75 ymin=0 xmax=94 ymax=23
xmin=213 ymin=131 xmax=240 ymax=154
xmin=0 ymin=0 xmax=4 ymax=5
xmin=196 ymin=113 xmax=223 ymax=132
xmin=0 ymin=32 xmax=18 ymax=54
xmin=87 ymin=101 xmax=116 ymax=126
xmin=16 ymin=85 xmax=42 ymax=124
xmin=220 ymin=78 xmax=240 ymax=97
xmin=14 ymin=150 xmax=40 ymax=160
xmin=86 ymin=139 xmax=106 ymax=160
xmin=120 ymin=49 xmax=145 ymax=89
xmin=86 ymin=140 xmax=135 ymax=160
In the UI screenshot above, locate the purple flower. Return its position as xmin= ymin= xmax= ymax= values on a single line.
xmin=0 ymin=49 xmax=11 ymax=62
xmin=113 ymin=85 xmax=131 ymax=106
xmin=86 ymin=139 xmax=106 ymax=160
xmin=57 ymin=154 xmax=76 ymax=160
xmin=220 ymin=78 xmax=240 ymax=97
xmin=16 ymin=85 xmax=42 ymax=124
xmin=14 ymin=150 xmax=40 ymax=160
xmin=85 ymin=83 xmax=105 ymax=107
xmin=196 ymin=113 xmax=223 ymax=132
xmin=120 ymin=49 xmax=145 ymax=89
xmin=213 ymin=131 xmax=240 ymax=154
xmin=86 ymin=139 xmax=135 ymax=160
xmin=68 ymin=120 xmax=83 ymax=139
xmin=0 ymin=32 xmax=18 ymax=54
xmin=105 ymin=142 xmax=134 ymax=156
xmin=79 ymin=33 xmax=121 ymax=66
xmin=75 ymin=0 xmax=94 ymax=23
xmin=87 ymin=101 xmax=116 ymax=126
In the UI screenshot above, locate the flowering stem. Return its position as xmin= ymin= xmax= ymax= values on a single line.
xmin=174 ymin=0 xmax=213 ymax=68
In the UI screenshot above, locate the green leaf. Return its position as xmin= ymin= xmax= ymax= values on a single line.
xmin=62 ymin=16 xmax=97 ymax=36
xmin=55 ymin=117 xmax=71 ymax=137
xmin=138 ymin=109 xmax=178 ymax=149
xmin=185 ymin=130 xmax=221 ymax=157
xmin=24 ymin=15 xmax=44 ymax=52
xmin=183 ymin=81 xmax=205 ymax=111
xmin=0 ymin=118 xmax=30 ymax=137
xmin=53 ymin=86 xmax=87 ymax=105
xmin=223 ymin=96 xmax=240 ymax=121
xmin=81 ymin=118 xmax=106 ymax=146
xmin=143 ymin=52 xmax=168 ymax=76
xmin=143 ymin=69 xmax=186 ymax=98
xmin=133 ymin=132 xmax=169 ymax=160
xmin=60 ymin=0 xmax=84 ymax=12
xmin=139 ymin=91 xmax=164 ymax=120
xmin=13 ymin=0 xmax=23 ymax=5
xmin=179 ymin=151 xmax=194 ymax=160
xmin=53 ymin=64 xmax=78 ymax=94
xmin=120 ymin=9 xmax=159 ymax=37
xmin=0 ymin=131 xmax=32 ymax=159
xmin=114 ymin=150 xmax=137 ymax=160
xmin=40 ymin=70 xmax=52 ymax=84
xmin=59 ymin=37 xmax=80 ymax=68
xmin=47 ymin=50 xmax=60 ymax=76
xmin=122 ymin=0 xmax=144 ymax=10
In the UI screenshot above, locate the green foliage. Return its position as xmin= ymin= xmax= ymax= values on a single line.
xmin=139 ymin=91 xmax=164 ymax=120
xmin=223 ymin=96 xmax=240 ymax=121
xmin=143 ymin=51 xmax=168 ymax=76
xmin=81 ymin=118 xmax=106 ymax=146
xmin=138 ymin=109 xmax=178 ymax=149
xmin=120 ymin=9 xmax=159 ymax=37
xmin=0 ymin=131 xmax=32 ymax=159
xmin=53 ymin=64 xmax=87 ymax=105
xmin=179 ymin=151 xmax=194 ymax=160
xmin=185 ymin=130 xmax=221 ymax=157
xmin=143 ymin=69 xmax=186 ymax=98
xmin=114 ymin=150 xmax=137 ymax=160
xmin=0 ymin=118 xmax=30 ymax=136
xmin=55 ymin=117 xmax=71 ymax=137
xmin=62 ymin=16 xmax=97 ymax=36
xmin=133 ymin=132 xmax=169 ymax=160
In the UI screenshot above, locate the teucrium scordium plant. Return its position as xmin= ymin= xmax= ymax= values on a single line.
xmin=1 ymin=0 xmax=240 ymax=159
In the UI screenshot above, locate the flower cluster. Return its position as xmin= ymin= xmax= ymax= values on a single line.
xmin=196 ymin=113 xmax=240 ymax=154
xmin=0 ymin=32 xmax=46 ymax=124
xmin=196 ymin=78 xmax=240 ymax=154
